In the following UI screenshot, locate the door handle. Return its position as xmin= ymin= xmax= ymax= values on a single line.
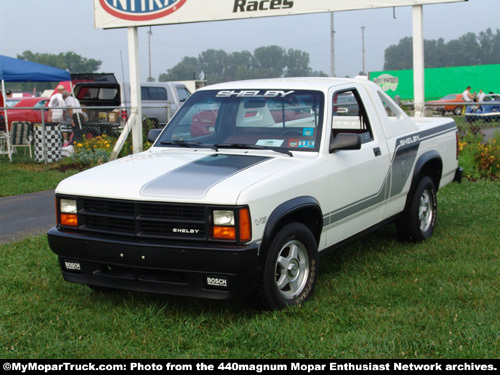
xmin=373 ymin=147 xmax=381 ymax=157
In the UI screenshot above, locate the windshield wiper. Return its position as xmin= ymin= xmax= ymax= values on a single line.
xmin=214 ymin=143 xmax=293 ymax=157
xmin=160 ymin=140 xmax=217 ymax=151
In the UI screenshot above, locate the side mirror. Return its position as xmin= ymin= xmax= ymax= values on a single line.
xmin=329 ymin=133 xmax=362 ymax=153
xmin=147 ymin=128 xmax=162 ymax=143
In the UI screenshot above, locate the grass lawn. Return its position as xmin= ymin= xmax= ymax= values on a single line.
xmin=0 ymin=158 xmax=80 ymax=197
xmin=1 ymin=180 xmax=499 ymax=359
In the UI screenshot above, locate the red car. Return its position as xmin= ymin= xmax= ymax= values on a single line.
xmin=425 ymin=94 xmax=464 ymax=115
xmin=4 ymin=97 xmax=50 ymax=130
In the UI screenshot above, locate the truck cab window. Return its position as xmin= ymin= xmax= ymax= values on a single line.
xmin=332 ymin=89 xmax=373 ymax=143
xmin=141 ymin=87 xmax=168 ymax=101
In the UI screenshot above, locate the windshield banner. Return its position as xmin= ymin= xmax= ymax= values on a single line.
xmin=93 ymin=0 xmax=465 ymax=29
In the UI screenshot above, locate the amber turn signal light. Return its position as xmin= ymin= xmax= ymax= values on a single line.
xmin=60 ymin=213 xmax=78 ymax=227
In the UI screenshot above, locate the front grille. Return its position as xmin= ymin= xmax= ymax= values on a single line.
xmin=76 ymin=197 xmax=207 ymax=240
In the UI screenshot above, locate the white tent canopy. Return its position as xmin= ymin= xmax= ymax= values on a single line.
xmin=92 ymin=0 xmax=467 ymax=158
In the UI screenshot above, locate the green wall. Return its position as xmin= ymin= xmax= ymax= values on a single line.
xmin=369 ymin=64 xmax=500 ymax=101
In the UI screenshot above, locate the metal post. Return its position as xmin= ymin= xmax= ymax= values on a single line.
xmin=330 ymin=12 xmax=335 ymax=77
xmin=148 ymin=26 xmax=153 ymax=82
xmin=361 ymin=26 xmax=366 ymax=75
xmin=41 ymin=107 xmax=47 ymax=165
xmin=128 ymin=26 xmax=143 ymax=154
xmin=412 ymin=5 xmax=425 ymax=117
xmin=110 ymin=27 xmax=143 ymax=160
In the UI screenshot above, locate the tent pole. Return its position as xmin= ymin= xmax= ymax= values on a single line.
xmin=1 ymin=80 xmax=13 ymax=162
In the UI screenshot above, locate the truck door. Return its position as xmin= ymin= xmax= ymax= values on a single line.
xmin=324 ymin=87 xmax=390 ymax=246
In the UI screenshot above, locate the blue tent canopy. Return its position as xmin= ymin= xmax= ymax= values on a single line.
xmin=0 ymin=55 xmax=70 ymax=162
xmin=0 ymin=55 xmax=70 ymax=82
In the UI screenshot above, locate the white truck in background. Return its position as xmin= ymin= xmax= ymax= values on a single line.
xmin=70 ymin=73 xmax=191 ymax=126
xmin=48 ymin=77 xmax=462 ymax=310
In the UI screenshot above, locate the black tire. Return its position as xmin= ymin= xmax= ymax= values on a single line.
xmin=253 ymin=223 xmax=319 ymax=310
xmin=397 ymin=176 xmax=437 ymax=242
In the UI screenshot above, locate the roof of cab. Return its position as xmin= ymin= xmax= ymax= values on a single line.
xmin=198 ymin=77 xmax=370 ymax=92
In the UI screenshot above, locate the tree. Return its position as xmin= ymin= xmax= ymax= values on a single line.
xmin=9 ymin=51 xmax=102 ymax=93
xmin=227 ymin=51 xmax=254 ymax=80
xmin=383 ymin=37 xmax=413 ymax=70
xmin=383 ymin=29 xmax=500 ymax=70
xmin=158 ymin=56 xmax=199 ymax=82
xmin=477 ymin=28 xmax=500 ymax=65
xmin=198 ymin=49 xmax=230 ymax=83
xmin=17 ymin=51 xmax=102 ymax=73
xmin=285 ymin=48 xmax=312 ymax=77
xmin=252 ymin=45 xmax=287 ymax=78
xmin=158 ymin=45 xmax=327 ymax=83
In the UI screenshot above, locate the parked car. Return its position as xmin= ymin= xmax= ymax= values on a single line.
xmin=426 ymin=94 xmax=464 ymax=116
xmin=4 ymin=97 xmax=49 ymax=130
xmin=465 ymin=93 xmax=500 ymax=122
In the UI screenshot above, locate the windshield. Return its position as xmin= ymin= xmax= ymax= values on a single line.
xmin=155 ymin=89 xmax=324 ymax=153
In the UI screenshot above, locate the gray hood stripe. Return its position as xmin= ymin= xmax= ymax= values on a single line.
xmin=141 ymin=154 xmax=271 ymax=198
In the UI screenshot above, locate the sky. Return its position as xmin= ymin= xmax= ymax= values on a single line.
xmin=0 ymin=0 xmax=498 ymax=84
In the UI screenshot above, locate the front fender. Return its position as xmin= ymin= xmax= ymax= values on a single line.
xmin=259 ymin=196 xmax=322 ymax=265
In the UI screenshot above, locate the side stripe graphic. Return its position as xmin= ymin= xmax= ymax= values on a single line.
xmin=323 ymin=121 xmax=456 ymax=227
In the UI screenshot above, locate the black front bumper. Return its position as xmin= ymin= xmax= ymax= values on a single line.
xmin=47 ymin=227 xmax=260 ymax=300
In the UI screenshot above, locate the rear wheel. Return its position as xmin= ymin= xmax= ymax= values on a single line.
xmin=254 ymin=223 xmax=318 ymax=310
xmin=397 ymin=176 xmax=437 ymax=242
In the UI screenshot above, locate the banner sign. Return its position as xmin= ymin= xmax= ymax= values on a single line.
xmin=93 ymin=0 xmax=466 ymax=29
xmin=370 ymin=63 xmax=500 ymax=101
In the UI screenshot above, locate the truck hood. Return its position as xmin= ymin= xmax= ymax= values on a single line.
xmin=56 ymin=149 xmax=308 ymax=204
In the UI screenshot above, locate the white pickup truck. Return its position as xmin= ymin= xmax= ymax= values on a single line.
xmin=48 ymin=78 xmax=463 ymax=310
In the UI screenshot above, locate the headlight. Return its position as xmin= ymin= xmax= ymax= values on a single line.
xmin=60 ymin=199 xmax=77 ymax=214
xmin=59 ymin=198 xmax=78 ymax=227
xmin=212 ymin=208 xmax=251 ymax=242
xmin=213 ymin=210 xmax=235 ymax=226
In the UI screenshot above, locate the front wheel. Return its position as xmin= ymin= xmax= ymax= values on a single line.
xmin=253 ymin=223 xmax=318 ymax=310
xmin=397 ymin=176 xmax=437 ymax=242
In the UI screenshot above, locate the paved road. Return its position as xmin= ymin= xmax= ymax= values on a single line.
xmin=0 ymin=190 xmax=55 ymax=244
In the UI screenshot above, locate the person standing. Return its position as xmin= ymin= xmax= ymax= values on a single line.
xmin=462 ymin=86 xmax=476 ymax=115
xmin=462 ymin=86 xmax=476 ymax=102
xmin=477 ymin=89 xmax=486 ymax=102
xmin=48 ymin=85 xmax=65 ymax=124
xmin=62 ymin=90 xmax=85 ymax=144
